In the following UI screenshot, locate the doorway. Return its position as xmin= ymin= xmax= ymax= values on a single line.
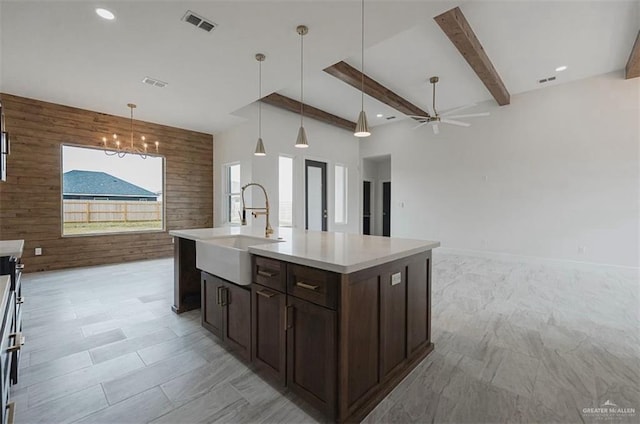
xmin=363 ymin=181 xmax=371 ymax=235
xmin=382 ymin=181 xmax=391 ymax=237
xmin=305 ymin=160 xmax=327 ymax=231
xmin=361 ymin=155 xmax=391 ymax=237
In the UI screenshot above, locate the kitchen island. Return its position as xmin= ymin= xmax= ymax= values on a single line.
xmin=169 ymin=227 xmax=439 ymax=423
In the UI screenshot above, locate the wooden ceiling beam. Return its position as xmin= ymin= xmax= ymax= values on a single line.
xmin=625 ymin=30 xmax=640 ymax=79
xmin=324 ymin=61 xmax=430 ymax=117
xmin=261 ymin=93 xmax=356 ymax=133
xmin=434 ymin=6 xmax=510 ymax=106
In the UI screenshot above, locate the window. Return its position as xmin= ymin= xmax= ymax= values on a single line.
xmin=225 ymin=163 xmax=241 ymax=224
xmin=279 ymin=156 xmax=293 ymax=227
xmin=61 ymin=145 xmax=164 ymax=236
xmin=335 ymin=164 xmax=347 ymax=224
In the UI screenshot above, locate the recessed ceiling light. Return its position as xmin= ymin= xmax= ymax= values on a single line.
xmin=555 ymin=65 xmax=567 ymax=72
xmin=96 ymin=8 xmax=115 ymax=20
xmin=376 ymin=113 xmax=384 ymax=118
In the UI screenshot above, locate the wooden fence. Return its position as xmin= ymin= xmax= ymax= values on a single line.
xmin=63 ymin=200 xmax=162 ymax=223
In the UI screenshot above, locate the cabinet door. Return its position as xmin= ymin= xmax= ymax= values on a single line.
xmin=287 ymin=296 xmax=337 ymax=419
xmin=251 ymin=284 xmax=286 ymax=385
xmin=201 ymin=273 xmax=224 ymax=339
xmin=380 ymin=269 xmax=407 ymax=378
xmin=223 ymin=283 xmax=251 ymax=361
xmin=407 ymin=255 xmax=430 ymax=357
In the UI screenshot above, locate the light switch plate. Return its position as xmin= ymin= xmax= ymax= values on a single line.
xmin=391 ymin=272 xmax=401 ymax=286
xmin=35 ymin=247 xmax=42 ymax=256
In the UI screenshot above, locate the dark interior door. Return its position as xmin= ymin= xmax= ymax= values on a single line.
xmin=363 ymin=181 xmax=371 ymax=235
xmin=305 ymin=160 xmax=327 ymax=231
xmin=383 ymin=182 xmax=391 ymax=237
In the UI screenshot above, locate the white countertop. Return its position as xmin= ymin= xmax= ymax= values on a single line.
xmin=170 ymin=227 xmax=439 ymax=274
xmin=0 ymin=239 xmax=24 ymax=258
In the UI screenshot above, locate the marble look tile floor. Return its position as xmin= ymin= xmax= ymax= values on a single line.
xmin=13 ymin=253 xmax=639 ymax=424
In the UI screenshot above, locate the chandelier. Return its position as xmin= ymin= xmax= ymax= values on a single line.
xmin=102 ymin=103 xmax=159 ymax=158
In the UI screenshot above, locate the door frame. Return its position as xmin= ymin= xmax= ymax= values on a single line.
xmin=304 ymin=159 xmax=328 ymax=231
xmin=362 ymin=180 xmax=372 ymax=235
xmin=381 ymin=179 xmax=391 ymax=237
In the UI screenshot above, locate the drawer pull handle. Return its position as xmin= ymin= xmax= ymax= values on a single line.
xmin=257 ymin=270 xmax=276 ymax=278
xmin=256 ymin=289 xmax=275 ymax=298
xmin=6 ymin=401 xmax=15 ymax=424
xmin=216 ymin=286 xmax=223 ymax=305
xmin=7 ymin=333 xmax=24 ymax=353
xmin=296 ymin=282 xmax=319 ymax=291
xmin=17 ymin=297 xmax=24 ymax=304
xmin=284 ymin=305 xmax=294 ymax=330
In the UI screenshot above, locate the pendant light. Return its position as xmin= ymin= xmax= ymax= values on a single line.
xmin=295 ymin=25 xmax=309 ymax=148
xmin=354 ymin=0 xmax=371 ymax=137
xmin=254 ymin=53 xmax=267 ymax=156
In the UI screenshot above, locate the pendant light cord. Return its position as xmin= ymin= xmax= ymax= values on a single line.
xmin=361 ymin=0 xmax=365 ymax=111
xmin=130 ymin=105 xmax=134 ymax=148
xmin=259 ymin=59 xmax=262 ymax=138
xmin=300 ymin=30 xmax=304 ymax=126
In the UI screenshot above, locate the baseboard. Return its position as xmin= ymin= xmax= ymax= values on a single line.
xmin=435 ymin=247 xmax=639 ymax=274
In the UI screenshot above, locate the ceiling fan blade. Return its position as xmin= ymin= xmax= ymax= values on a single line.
xmin=406 ymin=115 xmax=431 ymax=120
xmin=440 ymin=103 xmax=477 ymax=117
xmin=432 ymin=124 xmax=439 ymax=135
xmin=441 ymin=119 xmax=471 ymax=127
xmin=444 ymin=112 xmax=490 ymax=119
xmin=412 ymin=121 xmax=431 ymax=130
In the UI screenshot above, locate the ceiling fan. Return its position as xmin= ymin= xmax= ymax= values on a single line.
xmin=408 ymin=76 xmax=489 ymax=135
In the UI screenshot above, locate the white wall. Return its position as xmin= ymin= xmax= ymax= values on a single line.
xmin=214 ymin=103 xmax=360 ymax=234
xmin=360 ymin=72 xmax=639 ymax=267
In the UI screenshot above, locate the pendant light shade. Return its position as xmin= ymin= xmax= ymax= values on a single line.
xmin=254 ymin=137 xmax=266 ymax=156
xmin=254 ymin=53 xmax=267 ymax=156
xmin=295 ymin=25 xmax=309 ymax=148
xmin=354 ymin=110 xmax=370 ymax=137
xmin=295 ymin=126 xmax=309 ymax=148
xmin=354 ymin=0 xmax=371 ymax=138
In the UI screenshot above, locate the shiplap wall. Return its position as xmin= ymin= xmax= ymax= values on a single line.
xmin=0 ymin=93 xmax=213 ymax=272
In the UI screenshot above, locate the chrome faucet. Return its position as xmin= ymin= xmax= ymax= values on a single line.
xmin=240 ymin=183 xmax=274 ymax=237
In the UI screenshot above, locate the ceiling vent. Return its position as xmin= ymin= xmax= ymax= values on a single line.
xmin=182 ymin=10 xmax=217 ymax=33
xmin=386 ymin=116 xmax=397 ymax=120
xmin=142 ymin=77 xmax=168 ymax=88
xmin=538 ymin=76 xmax=557 ymax=84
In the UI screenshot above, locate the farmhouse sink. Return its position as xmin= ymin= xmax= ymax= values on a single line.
xmin=196 ymin=235 xmax=282 ymax=286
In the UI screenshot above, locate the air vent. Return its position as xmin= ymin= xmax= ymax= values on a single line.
xmin=538 ymin=76 xmax=557 ymax=84
xmin=386 ymin=116 xmax=396 ymax=120
xmin=142 ymin=77 xmax=168 ymax=88
xmin=182 ymin=10 xmax=217 ymax=32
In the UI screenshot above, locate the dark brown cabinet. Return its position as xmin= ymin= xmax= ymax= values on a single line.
xmin=286 ymin=295 xmax=337 ymax=418
xmin=251 ymin=251 xmax=433 ymax=423
xmin=201 ymin=272 xmax=251 ymax=361
xmin=251 ymin=284 xmax=286 ymax=384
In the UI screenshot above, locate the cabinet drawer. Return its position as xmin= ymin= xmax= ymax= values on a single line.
xmin=254 ymin=257 xmax=285 ymax=293
xmin=287 ymin=264 xmax=338 ymax=309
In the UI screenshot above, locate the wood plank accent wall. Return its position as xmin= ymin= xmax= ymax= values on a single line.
xmin=0 ymin=93 xmax=213 ymax=272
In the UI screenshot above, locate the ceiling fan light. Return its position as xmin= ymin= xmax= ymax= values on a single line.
xmin=295 ymin=126 xmax=309 ymax=148
xmin=254 ymin=137 xmax=266 ymax=156
xmin=354 ymin=110 xmax=371 ymax=137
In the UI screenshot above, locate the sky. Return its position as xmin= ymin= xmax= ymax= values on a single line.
xmin=62 ymin=145 xmax=163 ymax=193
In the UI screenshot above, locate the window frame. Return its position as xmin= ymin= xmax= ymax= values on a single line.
xmin=278 ymin=155 xmax=294 ymax=227
xmin=334 ymin=163 xmax=348 ymax=225
xmin=224 ymin=162 xmax=242 ymax=225
xmin=60 ymin=143 xmax=166 ymax=237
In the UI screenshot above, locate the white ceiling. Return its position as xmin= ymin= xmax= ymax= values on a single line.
xmin=1 ymin=1 xmax=638 ymax=135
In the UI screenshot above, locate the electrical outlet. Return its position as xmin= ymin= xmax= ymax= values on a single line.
xmin=35 ymin=247 xmax=42 ymax=256
xmin=578 ymin=246 xmax=586 ymax=254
